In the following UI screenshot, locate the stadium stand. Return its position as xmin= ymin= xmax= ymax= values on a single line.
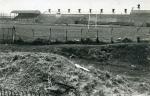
xmin=11 ymin=10 xmax=41 ymax=23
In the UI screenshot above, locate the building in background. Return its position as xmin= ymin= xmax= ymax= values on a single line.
xmin=8 ymin=9 xmax=150 ymax=27
xmin=11 ymin=10 xmax=41 ymax=23
xmin=130 ymin=10 xmax=150 ymax=26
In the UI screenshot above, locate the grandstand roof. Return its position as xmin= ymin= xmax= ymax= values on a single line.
xmin=130 ymin=10 xmax=150 ymax=15
xmin=11 ymin=10 xmax=41 ymax=14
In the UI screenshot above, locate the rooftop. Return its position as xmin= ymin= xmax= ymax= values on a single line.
xmin=11 ymin=10 xmax=41 ymax=14
xmin=130 ymin=10 xmax=150 ymax=15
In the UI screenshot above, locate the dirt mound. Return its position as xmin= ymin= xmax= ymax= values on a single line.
xmin=0 ymin=52 xmax=145 ymax=96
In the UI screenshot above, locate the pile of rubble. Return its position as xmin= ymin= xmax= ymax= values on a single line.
xmin=0 ymin=52 xmax=146 ymax=96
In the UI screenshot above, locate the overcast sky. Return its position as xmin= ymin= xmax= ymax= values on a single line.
xmin=0 ymin=0 xmax=149 ymax=14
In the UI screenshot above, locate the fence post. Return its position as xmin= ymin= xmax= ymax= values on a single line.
xmin=11 ymin=28 xmax=13 ymax=44
xmin=87 ymin=29 xmax=89 ymax=39
xmin=49 ymin=28 xmax=52 ymax=43
xmin=96 ymin=29 xmax=99 ymax=43
xmin=12 ymin=26 xmax=16 ymax=43
xmin=136 ymin=27 xmax=141 ymax=42
xmin=97 ymin=30 xmax=98 ymax=38
xmin=6 ymin=28 xmax=9 ymax=43
xmin=2 ymin=28 xmax=4 ymax=43
xmin=7 ymin=28 xmax=9 ymax=42
xmin=66 ymin=29 xmax=68 ymax=42
xmin=110 ymin=27 xmax=114 ymax=43
xmin=80 ymin=29 xmax=83 ymax=42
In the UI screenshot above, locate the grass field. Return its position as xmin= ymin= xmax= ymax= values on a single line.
xmin=0 ymin=23 xmax=150 ymax=43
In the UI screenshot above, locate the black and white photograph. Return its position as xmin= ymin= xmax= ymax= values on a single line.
xmin=0 ymin=0 xmax=150 ymax=96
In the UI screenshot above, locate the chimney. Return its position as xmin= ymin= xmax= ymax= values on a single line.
xmin=58 ymin=9 xmax=61 ymax=13
xmin=89 ymin=9 xmax=92 ymax=13
xmin=112 ymin=9 xmax=115 ymax=13
xmin=68 ymin=9 xmax=71 ymax=13
xmin=48 ymin=9 xmax=51 ymax=13
xmin=137 ymin=4 xmax=140 ymax=10
xmin=124 ymin=9 xmax=127 ymax=14
xmin=100 ymin=9 xmax=103 ymax=13
xmin=78 ymin=9 xmax=81 ymax=13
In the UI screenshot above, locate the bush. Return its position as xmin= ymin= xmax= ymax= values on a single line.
xmin=53 ymin=39 xmax=64 ymax=44
xmin=66 ymin=40 xmax=80 ymax=44
xmin=0 ymin=40 xmax=12 ymax=44
xmin=14 ymin=37 xmax=24 ymax=44
xmin=97 ymin=22 xmax=134 ymax=26
xmin=32 ymin=38 xmax=49 ymax=45
xmin=112 ymin=44 xmax=149 ymax=65
xmin=146 ymin=23 xmax=150 ymax=27
xmin=74 ymin=17 xmax=88 ymax=25
xmin=96 ymin=37 xmax=100 ymax=43
xmin=81 ymin=38 xmax=94 ymax=44
xmin=122 ymin=38 xmax=133 ymax=43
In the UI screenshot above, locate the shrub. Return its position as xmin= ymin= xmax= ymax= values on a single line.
xmin=14 ymin=37 xmax=24 ymax=44
xmin=122 ymin=38 xmax=133 ymax=43
xmin=32 ymin=38 xmax=49 ymax=45
xmin=53 ymin=39 xmax=64 ymax=44
xmin=96 ymin=37 xmax=100 ymax=43
xmin=145 ymin=23 xmax=150 ymax=27
xmin=84 ymin=38 xmax=94 ymax=44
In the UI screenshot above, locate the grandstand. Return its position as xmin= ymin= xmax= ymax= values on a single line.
xmin=11 ymin=10 xmax=41 ymax=23
xmin=9 ymin=9 xmax=150 ymax=26
xmin=130 ymin=10 xmax=150 ymax=26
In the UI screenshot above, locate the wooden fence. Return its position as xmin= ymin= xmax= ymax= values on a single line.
xmin=0 ymin=26 xmax=149 ymax=44
xmin=0 ymin=27 xmax=16 ymax=44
